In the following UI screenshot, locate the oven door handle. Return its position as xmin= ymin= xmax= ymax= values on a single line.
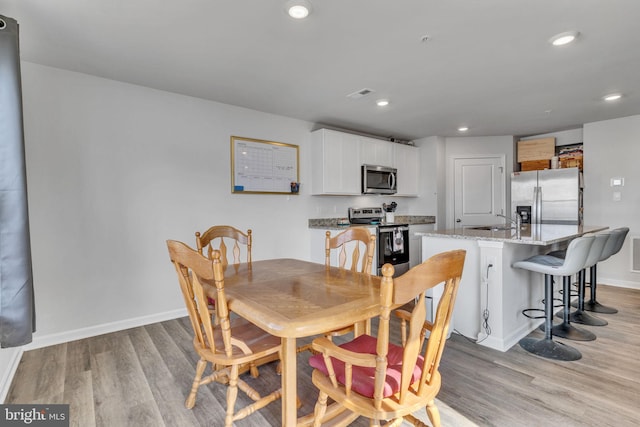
xmin=378 ymin=225 xmax=409 ymax=232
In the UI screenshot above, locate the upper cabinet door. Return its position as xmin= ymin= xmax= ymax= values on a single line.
xmin=310 ymin=129 xmax=361 ymax=195
xmin=393 ymin=144 xmax=420 ymax=197
xmin=359 ymin=136 xmax=394 ymax=167
xmin=310 ymin=129 xmax=421 ymax=196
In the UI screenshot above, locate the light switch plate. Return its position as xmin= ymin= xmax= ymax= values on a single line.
xmin=613 ymin=191 xmax=621 ymax=201
xmin=610 ymin=177 xmax=625 ymax=187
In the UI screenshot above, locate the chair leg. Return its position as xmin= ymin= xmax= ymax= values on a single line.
xmin=313 ymin=391 xmax=328 ymax=427
xmin=582 ymin=264 xmax=618 ymax=314
xmin=550 ymin=275 xmax=596 ymax=341
xmin=185 ymin=359 xmax=207 ymax=409
xmin=425 ymin=399 xmax=441 ymax=427
xmin=249 ymin=362 xmax=259 ymax=378
xmin=568 ymin=269 xmax=608 ymax=326
xmin=520 ymin=274 xmax=581 ymax=361
xmin=225 ymin=364 xmax=240 ymax=427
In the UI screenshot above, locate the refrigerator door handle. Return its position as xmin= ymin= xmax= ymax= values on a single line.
xmin=531 ymin=187 xmax=536 ymax=224
xmin=532 ymin=186 xmax=541 ymax=224
xmin=537 ymin=186 xmax=541 ymax=224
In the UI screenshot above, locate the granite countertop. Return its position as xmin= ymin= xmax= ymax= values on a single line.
xmin=309 ymin=215 xmax=435 ymax=230
xmin=416 ymin=224 xmax=608 ymax=246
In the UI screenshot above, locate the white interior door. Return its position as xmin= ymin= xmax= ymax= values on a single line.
xmin=453 ymin=157 xmax=505 ymax=230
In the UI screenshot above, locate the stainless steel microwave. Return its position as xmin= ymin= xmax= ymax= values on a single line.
xmin=362 ymin=164 xmax=397 ymax=194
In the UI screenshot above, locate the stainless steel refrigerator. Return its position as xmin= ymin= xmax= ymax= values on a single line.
xmin=511 ymin=167 xmax=582 ymax=225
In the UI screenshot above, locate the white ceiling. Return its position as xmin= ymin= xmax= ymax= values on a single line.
xmin=2 ymin=0 xmax=640 ymax=141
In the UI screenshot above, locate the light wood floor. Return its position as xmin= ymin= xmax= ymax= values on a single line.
xmin=7 ymin=284 xmax=640 ymax=426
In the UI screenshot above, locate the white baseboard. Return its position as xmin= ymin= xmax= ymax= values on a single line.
xmin=475 ymin=318 xmax=543 ymax=353
xmin=598 ymin=277 xmax=640 ymax=290
xmin=24 ymin=308 xmax=187 ymax=351
xmin=0 ymin=347 xmax=24 ymax=403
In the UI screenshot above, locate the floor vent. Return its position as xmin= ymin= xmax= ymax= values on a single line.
xmin=632 ymin=236 xmax=640 ymax=272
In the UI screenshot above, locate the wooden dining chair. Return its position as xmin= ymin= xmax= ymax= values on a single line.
xmin=308 ymin=249 xmax=466 ymax=427
xmin=324 ymin=228 xmax=376 ymax=339
xmin=194 ymin=225 xmax=280 ymax=376
xmin=195 ymin=225 xmax=251 ymax=324
xmin=325 ymin=228 xmax=376 ymax=275
xmin=166 ymin=240 xmax=282 ymax=427
xmin=195 ymin=225 xmax=252 ymax=266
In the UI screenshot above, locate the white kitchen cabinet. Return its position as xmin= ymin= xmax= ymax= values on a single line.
xmin=409 ymin=224 xmax=435 ymax=268
xmin=311 ymin=129 xmax=361 ymax=195
xmin=310 ymin=128 xmax=420 ymax=196
xmin=393 ymin=144 xmax=420 ymax=196
xmin=359 ymin=136 xmax=394 ymax=167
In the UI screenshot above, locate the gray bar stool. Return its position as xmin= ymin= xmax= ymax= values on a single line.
xmin=513 ymin=235 xmax=594 ymax=361
xmin=549 ymin=232 xmax=610 ymax=327
xmin=581 ymin=227 xmax=629 ymax=314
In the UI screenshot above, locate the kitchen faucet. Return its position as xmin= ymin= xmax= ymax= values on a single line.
xmin=496 ymin=213 xmax=522 ymax=239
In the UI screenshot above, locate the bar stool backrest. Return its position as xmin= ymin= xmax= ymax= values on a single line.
xmin=559 ymin=235 xmax=595 ymax=276
xmin=600 ymin=227 xmax=629 ymax=262
xmin=584 ymin=233 xmax=610 ymax=268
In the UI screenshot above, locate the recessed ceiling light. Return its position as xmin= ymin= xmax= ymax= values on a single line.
xmin=549 ymin=31 xmax=580 ymax=46
xmin=458 ymin=126 xmax=469 ymax=132
xmin=603 ymin=93 xmax=622 ymax=102
xmin=376 ymin=99 xmax=390 ymax=107
xmin=285 ymin=0 xmax=313 ymax=19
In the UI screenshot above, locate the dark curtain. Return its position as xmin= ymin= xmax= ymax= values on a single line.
xmin=0 ymin=15 xmax=35 ymax=347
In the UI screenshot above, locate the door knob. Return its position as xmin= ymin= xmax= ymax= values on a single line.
xmin=456 ymin=219 xmax=461 ymax=223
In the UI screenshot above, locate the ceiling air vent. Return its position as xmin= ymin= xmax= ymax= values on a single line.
xmin=347 ymin=88 xmax=375 ymax=99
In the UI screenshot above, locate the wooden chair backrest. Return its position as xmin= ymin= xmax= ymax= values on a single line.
xmin=167 ymin=240 xmax=233 ymax=358
xmin=377 ymin=249 xmax=466 ymax=408
xmin=325 ymin=228 xmax=376 ymax=274
xmin=195 ymin=225 xmax=252 ymax=267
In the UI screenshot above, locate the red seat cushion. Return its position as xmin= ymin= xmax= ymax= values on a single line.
xmin=308 ymin=334 xmax=423 ymax=398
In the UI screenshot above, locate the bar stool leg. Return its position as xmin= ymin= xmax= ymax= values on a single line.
xmin=582 ymin=264 xmax=618 ymax=314
xmin=569 ymin=269 xmax=608 ymax=326
xmin=519 ymin=274 xmax=581 ymax=361
xmin=547 ymin=275 xmax=596 ymax=341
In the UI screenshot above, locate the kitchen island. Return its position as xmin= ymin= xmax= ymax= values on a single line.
xmin=417 ymin=224 xmax=607 ymax=352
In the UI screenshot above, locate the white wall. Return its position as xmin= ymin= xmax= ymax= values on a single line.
xmin=21 ymin=63 xmax=308 ymax=339
xmin=584 ymin=115 xmax=640 ymax=288
xmin=414 ymin=136 xmax=446 ymax=230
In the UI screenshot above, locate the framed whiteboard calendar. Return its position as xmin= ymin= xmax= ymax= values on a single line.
xmin=231 ymin=136 xmax=300 ymax=194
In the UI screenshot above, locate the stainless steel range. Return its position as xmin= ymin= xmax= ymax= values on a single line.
xmin=348 ymin=207 xmax=410 ymax=277
xmin=348 ymin=207 xmax=384 ymax=224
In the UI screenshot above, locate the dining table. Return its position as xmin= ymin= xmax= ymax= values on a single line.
xmin=204 ymin=258 xmax=383 ymax=426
